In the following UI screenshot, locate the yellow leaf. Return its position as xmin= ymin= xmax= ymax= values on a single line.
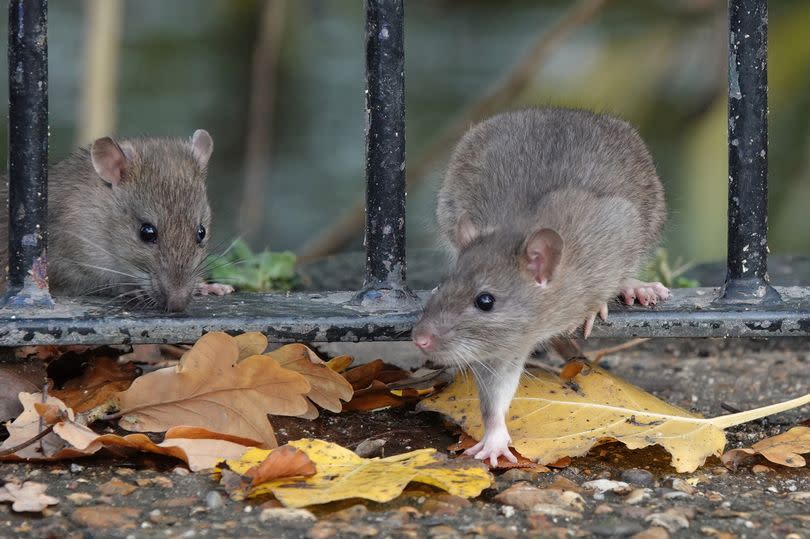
xmin=420 ymin=366 xmax=810 ymax=473
xmin=224 ymin=439 xmax=491 ymax=507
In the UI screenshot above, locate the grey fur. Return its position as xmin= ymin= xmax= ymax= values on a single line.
xmin=0 ymin=134 xmax=212 ymax=311
xmin=414 ymin=107 xmax=667 ymax=446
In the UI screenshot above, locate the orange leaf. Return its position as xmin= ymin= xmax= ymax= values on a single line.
xmin=343 ymin=359 xmax=384 ymax=390
xmin=559 ymin=359 xmax=587 ymax=381
xmin=245 ymin=445 xmax=317 ymax=484
xmin=343 ymin=380 xmax=417 ymax=412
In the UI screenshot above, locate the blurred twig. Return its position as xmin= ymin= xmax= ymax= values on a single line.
xmin=298 ymin=0 xmax=612 ymax=260
xmin=238 ymin=0 xmax=286 ymax=244
xmin=76 ymin=0 xmax=123 ymax=145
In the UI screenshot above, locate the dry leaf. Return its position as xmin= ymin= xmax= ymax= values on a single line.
xmin=53 ymin=422 xmax=253 ymax=471
xmin=343 ymin=359 xmax=385 ymax=390
xmin=34 ymin=403 xmax=67 ymax=425
xmin=420 ymin=365 xmax=810 ymax=473
xmin=245 ymin=445 xmax=317 ymax=484
xmin=234 ymin=332 xmax=268 ymax=360
xmin=224 ymin=439 xmax=491 ymax=507
xmin=722 ymin=427 xmax=810 ymax=469
xmin=375 ymin=367 xmax=412 ymax=385
xmin=0 ymin=393 xmax=77 ymax=460
xmin=51 ymin=356 xmax=140 ymax=413
xmin=560 ymin=359 xmax=588 ymax=381
xmin=325 ymin=355 xmax=353 ymax=373
xmin=0 ymin=481 xmax=59 ymax=512
xmin=343 ymin=380 xmax=417 ymax=412
xmin=0 ymin=363 xmax=45 ymax=422
xmin=114 ymin=332 xmax=311 ymax=447
xmin=269 ymin=344 xmax=354 ymax=417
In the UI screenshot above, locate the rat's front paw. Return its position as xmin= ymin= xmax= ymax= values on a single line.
xmin=619 ymin=278 xmax=670 ymax=306
xmin=464 ymin=429 xmax=518 ymax=467
xmin=195 ymin=282 xmax=235 ymax=296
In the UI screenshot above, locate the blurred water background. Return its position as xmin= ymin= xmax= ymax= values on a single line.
xmin=0 ymin=0 xmax=807 ymax=267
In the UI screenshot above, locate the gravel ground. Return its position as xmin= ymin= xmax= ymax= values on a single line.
xmin=1 ymin=337 xmax=809 ymax=539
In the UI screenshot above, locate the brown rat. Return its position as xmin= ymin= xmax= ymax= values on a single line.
xmin=0 ymin=130 xmax=233 ymax=311
xmin=412 ymin=107 xmax=669 ymax=465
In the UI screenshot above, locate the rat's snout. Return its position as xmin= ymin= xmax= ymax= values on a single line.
xmin=164 ymin=291 xmax=191 ymax=312
xmin=412 ymin=325 xmax=437 ymax=353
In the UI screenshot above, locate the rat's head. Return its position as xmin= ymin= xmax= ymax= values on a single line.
xmin=412 ymin=214 xmax=564 ymax=366
xmin=89 ymin=130 xmax=214 ymax=311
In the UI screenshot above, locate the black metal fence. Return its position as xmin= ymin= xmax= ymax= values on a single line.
xmin=0 ymin=0 xmax=808 ymax=346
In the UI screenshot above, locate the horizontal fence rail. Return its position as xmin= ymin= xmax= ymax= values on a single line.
xmin=1 ymin=0 xmax=808 ymax=346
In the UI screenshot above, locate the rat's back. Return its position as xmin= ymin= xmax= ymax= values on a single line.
xmin=437 ymin=107 xmax=665 ymax=249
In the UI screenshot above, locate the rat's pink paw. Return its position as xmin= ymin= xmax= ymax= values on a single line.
xmin=195 ymin=282 xmax=235 ymax=296
xmin=619 ymin=278 xmax=670 ymax=307
xmin=582 ymin=302 xmax=609 ymax=339
xmin=464 ymin=428 xmax=517 ymax=467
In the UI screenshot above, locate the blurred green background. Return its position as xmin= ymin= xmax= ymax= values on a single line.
xmin=0 ymin=0 xmax=807 ymax=266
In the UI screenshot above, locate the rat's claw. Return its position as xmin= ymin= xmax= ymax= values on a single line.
xmin=583 ymin=312 xmax=596 ymax=339
xmin=195 ymin=282 xmax=235 ymax=296
xmin=599 ymin=302 xmax=609 ymax=321
xmin=583 ymin=303 xmax=608 ymax=339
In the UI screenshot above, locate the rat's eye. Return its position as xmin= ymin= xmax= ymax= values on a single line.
xmin=196 ymin=224 xmax=206 ymax=244
xmin=139 ymin=223 xmax=158 ymax=244
xmin=474 ymin=292 xmax=495 ymax=311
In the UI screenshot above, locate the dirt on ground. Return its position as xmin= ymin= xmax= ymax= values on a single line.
xmin=1 ymin=337 xmax=809 ymax=539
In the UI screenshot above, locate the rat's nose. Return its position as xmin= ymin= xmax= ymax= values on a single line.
xmin=164 ymin=290 xmax=191 ymax=312
xmin=412 ymin=328 xmax=435 ymax=352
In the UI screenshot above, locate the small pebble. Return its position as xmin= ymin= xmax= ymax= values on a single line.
xmin=589 ymin=522 xmax=644 ymax=537
xmin=205 ymin=491 xmax=224 ymax=510
xmin=620 ymin=468 xmax=654 ymax=487
xmin=69 ymin=464 xmax=84 ymax=474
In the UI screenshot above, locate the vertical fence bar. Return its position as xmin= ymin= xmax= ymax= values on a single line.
xmin=5 ymin=0 xmax=52 ymax=307
xmin=356 ymin=0 xmax=416 ymax=308
xmin=720 ymin=0 xmax=780 ymax=304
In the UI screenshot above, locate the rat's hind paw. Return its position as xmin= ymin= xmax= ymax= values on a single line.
xmin=195 ymin=282 xmax=235 ymax=296
xmin=619 ymin=278 xmax=670 ymax=306
xmin=465 ymin=429 xmax=518 ymax=467
xmin=582 ymin=302 xmax=609 ymax=339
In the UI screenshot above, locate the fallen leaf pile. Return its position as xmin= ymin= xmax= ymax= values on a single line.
xmin=420 ymin=363 xmax=810 ymax=472
xmin=222 ymin=438 xmax=491 ymax=506
xmin=722 ymin=426 xmax=810 ymax=469
xmin=0 ymin=393 xmax=254 ymax=470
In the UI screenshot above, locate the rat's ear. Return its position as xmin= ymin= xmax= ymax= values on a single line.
xmin=454 ymin=213 xmax=479 ymax=248
xmin=524 ymin=228 xmax=563 ymax=288
xmin=191 ymin=129 xmax=213 ymax=168
xmin=91 ymin=137 xmax=136 ymax=187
